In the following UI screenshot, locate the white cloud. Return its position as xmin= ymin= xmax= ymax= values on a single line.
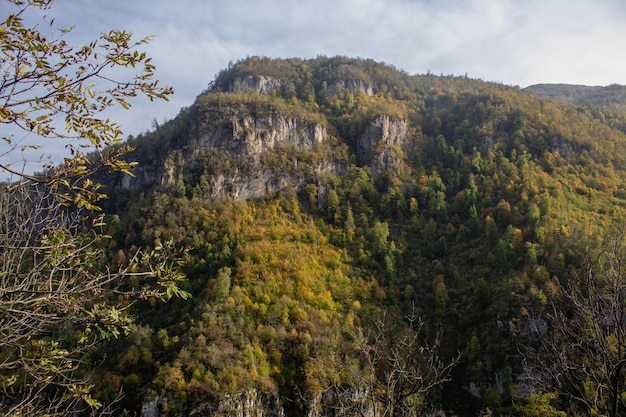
xmin=8 ymin=0 xmax=626 ymax=172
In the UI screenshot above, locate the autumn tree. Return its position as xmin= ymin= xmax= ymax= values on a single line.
xmin=0 ymin=1 xmax=186 ymax=416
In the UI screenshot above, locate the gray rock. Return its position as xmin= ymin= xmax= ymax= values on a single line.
xmin=327 ymin=79 xmax=374 ymax=98
xmin=230 ymin=75 xmax=281 ymax=95
xmin=357 ymin=115 xmax=407 ymax=175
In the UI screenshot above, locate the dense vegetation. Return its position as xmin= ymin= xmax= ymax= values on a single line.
xmin=96 ymin=56 xmax=626 ymax=416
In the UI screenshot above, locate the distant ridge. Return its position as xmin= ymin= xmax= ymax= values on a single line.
xmin=525 ymin=83 xmax=626 ymax=107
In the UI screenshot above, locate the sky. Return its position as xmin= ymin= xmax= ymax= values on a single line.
xmin=6 ymin=0 xmax=626 ymax=174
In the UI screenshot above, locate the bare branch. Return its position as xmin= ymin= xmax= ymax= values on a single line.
xmin=311 ymin=306 xmax=459 ymax=417
xmin=0 ymin=1 xmax=183 ymax=415
xmin=522 ymin=229 xmax=626 ymax=417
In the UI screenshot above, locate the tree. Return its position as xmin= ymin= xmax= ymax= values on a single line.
xmin=214 ymin=266 xmax=232 ymax=302
xmin=0 ymin=1 xmax=184 ymax=416
xmin=1 ymin=0 xmax=172 ymax=195
xmin=517 ymin=392 xmax=566 ymax=417
xmin=523 ymin=230 xmax=626 ymax=417
xmin=318 ymin=307 xmax=460 ymax=417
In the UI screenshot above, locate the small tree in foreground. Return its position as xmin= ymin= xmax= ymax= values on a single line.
xmin=1 ymin=0 xmax=172 ymax=189
xmin=315 ymin=307 xmax=460 ymax=417
xmin=523 ymin=230 xmax=626 ymax=417
xmin=0 ymin=1 xmax=185 ymax=415
xmin=0 ymin=186 xmax=188 ymax=415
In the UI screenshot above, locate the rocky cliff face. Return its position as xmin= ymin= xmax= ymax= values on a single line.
xmin=141 ymin=389 xmax=380 ymax=417
xmin=356 ymin=115 xmax=407 ymax=175
xmin=327 ymin=79 xmax=374 ymax=97
xmin=112 ymin=65 xmax=407 ymax=204
xmin=229 ymin=75 xmax=282 ymax=94
xmin=189 ymin=110 xmax=326 ymax=161
xmin=119 ymin=101 xmax=347 ymax=201
xmin=226 ymin=74 xmax=373 ymax=98
xmin=196 ymin=390 xmax=284 ymax=417
xmin=140 ymin=390 xmax=282 ymax=417
xmin=118 ymin=109 xmax=407 ymax=202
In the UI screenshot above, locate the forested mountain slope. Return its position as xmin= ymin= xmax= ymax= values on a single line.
xmin=525 ymin=82 xmax=626 ymax=108
xmin=96 ymin=56 xmax=626 ymax=416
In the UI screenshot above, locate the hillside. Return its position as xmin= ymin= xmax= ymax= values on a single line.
xmin=95 ymin=56 xmax=626 ymax=416
xmin=525 ymin=83 xmax=626 ymax=108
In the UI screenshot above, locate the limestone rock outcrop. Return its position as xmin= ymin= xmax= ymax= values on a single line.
xmin=117 ymin=102 xmax=345 ymax=201
xmin=356 ymin=115 xmax=407 ymax=175
xmin=229 ymin=75 xmax=281 ymax=94
xmin=326 ymin=79 xmax=374 ymax=97
xmin=189 ymin=110 xmax=326 ymax=161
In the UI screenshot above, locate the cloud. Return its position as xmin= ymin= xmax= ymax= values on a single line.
xmin=53 ymin=0 xmax=626 ymax=91
xmin=9 ymin=0 xmax=626 ymax=173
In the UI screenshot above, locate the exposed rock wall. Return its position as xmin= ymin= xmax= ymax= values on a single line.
xmin=113 ymin=106 xmax=409 ymax=204
xmin=327 ymin=79 xmax=374 ymax=97
xmin=140 ymin=396 xmax=159 ymax=417
xmin=356 ymin=115 xmax=407 ymax=175
xmin=206 ymin=170 xmax=293 ymax=201
xmin=191 ymin=112 xmax=326 ymax=162
xmin=140 ymin=389 xmax=382 ymax=417
xmin=140 ymin=390 xmax=284 ymax=417
xmin=550 ymin=135 xmax=583 ymax=159
xmin=212 ymin=390 xmax=284 ymax=417
xmin=229 ymin=75 xmax=282 ymax=94
xmin=119 ymin=104 xmax=342 ymax=201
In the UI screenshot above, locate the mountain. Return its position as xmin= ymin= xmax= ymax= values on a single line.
xmin=95 ymin=56 xmax=626 ymax=416
xmin=525 ymin=83 xmax=626 ymax=108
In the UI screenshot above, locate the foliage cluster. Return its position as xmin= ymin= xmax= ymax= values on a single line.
xmin=0 ymin=1 xmax=185 ymax=416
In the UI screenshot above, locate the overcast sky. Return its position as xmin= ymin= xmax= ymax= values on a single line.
xmin=7 ymin=0 xmax=626 ymax=173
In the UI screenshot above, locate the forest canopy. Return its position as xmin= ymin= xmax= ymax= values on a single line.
xmin=87 ymin=56 xmax=626 ymax=417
